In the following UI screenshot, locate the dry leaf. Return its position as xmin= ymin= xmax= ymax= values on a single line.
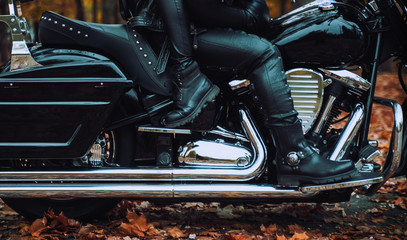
xmin=168 ymin=226 xmax=187 ymax=239
xmin=29 ymin=217 xmax=48 ymax=237
xmin=289 ymin=231 xmax=309 ymax=240
xmin=277 ymin=234 xmax=288 ymax=240
xmin=200 ymin=227 xmax=222 ymax=237
xmin=261 ymin=224 xmax=278 ymax=235
xmin=79 ymin=224 xmax=98 ymax=235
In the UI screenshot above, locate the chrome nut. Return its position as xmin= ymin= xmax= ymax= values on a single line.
xmin=286 ymin=152 xmax=300 ymax=166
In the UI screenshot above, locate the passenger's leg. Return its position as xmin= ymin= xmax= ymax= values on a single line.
xmin=156 ymin=0 xmax=219 ymax=127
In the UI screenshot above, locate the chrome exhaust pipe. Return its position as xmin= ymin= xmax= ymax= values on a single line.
xmin=0 ymin=110 xmax=267 ymax=182
xmin=0 ymin=183 xmax=316 ymax=199
xmin=329 ymin=103 xmax=364 ymax=161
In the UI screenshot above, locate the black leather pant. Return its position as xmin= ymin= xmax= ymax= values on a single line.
xmin=195 ymin=28 xmax=298 ymax=125
xmin=157 ymin=0 xmax=297 ymax=125
xmin=156 ymin=0 xmax=192 ymax=57
xmin=185 ymin=0 xmax=270 ymax=35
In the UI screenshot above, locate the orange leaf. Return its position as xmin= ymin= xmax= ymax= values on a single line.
xmin=223 ymin=235 xmax=237 ymax=240
xmin=146 ymin=227 xmax=160 ymax=236
xmin=289 ymin=231 xmax=309 ymax=240
xmin=126 ymin=211 xmax=152 ymax=232
xmin=119 ymin=222 xmax=145 ymax=238
xmin=288 ymin=224 xmax=305 ymax=234
xmin=393 ymin=197 xmax=407 ymax=210
xmin=277 ymin=234 xmax=288 ymax=240
xmin=200 ymin=227 xmax=222 ymax=237
xmin=261 ymin=224 xmax=278 ymax=235
xmin=168 ymin=226 xmax=187 ymax=239
xmin=29 ymin=217 xmax=48 ymax=237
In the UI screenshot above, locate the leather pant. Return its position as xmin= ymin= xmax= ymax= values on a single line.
xmin=157 ymin=0 xmax=297 ymax=125
xmin=156 ymin=0 xmax=192 ymax=57
xmin=185 ymin=0 xmax=270 ymax=35
xmin=194 ymin=28 xmax=298 ymax=125
xmin=156 ymin=0 xmax=270 ymax=56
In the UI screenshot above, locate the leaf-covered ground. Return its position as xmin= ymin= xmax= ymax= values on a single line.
xmin=0 ymin=73 xmax=406 ymax=240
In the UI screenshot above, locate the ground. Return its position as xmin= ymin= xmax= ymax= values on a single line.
xmin=0 ymin=73 xmax=406 ymax=240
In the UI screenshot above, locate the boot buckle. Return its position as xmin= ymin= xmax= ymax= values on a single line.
xmin=286 ymin=152 xmax=301 ymax=167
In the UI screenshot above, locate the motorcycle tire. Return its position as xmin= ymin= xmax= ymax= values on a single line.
xmin=2 ymin=125 xmax=135 ymax=220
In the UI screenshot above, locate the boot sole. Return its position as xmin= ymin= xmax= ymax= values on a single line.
xmin=277 ymin=168 xmax=358 ymax=187
xmin=164 ymin=85 xmax=220 ymax=128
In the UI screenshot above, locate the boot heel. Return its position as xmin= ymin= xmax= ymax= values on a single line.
xmin=277 ymin=174 xmax=300 ymax=187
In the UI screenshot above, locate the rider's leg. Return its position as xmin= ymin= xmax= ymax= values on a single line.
xmin=184 ymin=0 xmax=270 ymax=35
xmin=156 ymin=0 xmax=219 ymax=128
xmin=194 ymin=29 xmax=356 ymax=186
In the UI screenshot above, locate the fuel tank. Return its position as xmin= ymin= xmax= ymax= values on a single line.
xmin=267 ymin=0 xmax=368 ymax=68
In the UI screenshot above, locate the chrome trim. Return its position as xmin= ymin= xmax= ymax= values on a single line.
xmin=0 ymin=183 xmax=317 ymax=199
xmin=319 ymin=2 xmax=335 ymax=11
xmin=208 ymin=126 xmax=250 ymax=142
xmin=171 ymin=109 xmax=267 ymax=181
xmin=286 ymin=68 xmax=324 ymax=134
xmin=313 ymin=95 xmax=336 ymax=134
xmin=367 ymin=98 xmax=403 ymax=194
xmin=8 ymin=0 xmax=16 ymax=16
xmin=319 ymin=69 xmax=371 ymax=91
xmin=138 ymin=126 xmax=192 ymax=134
xmin=178 ymin=140 xmax=252 ymax=168
xmin=0 ymin=109 xmax=267 ymax=182
xmin=329 ymin=103 xmax=364 ymax=161
xmin=1 ymin=1 xmax=41 ymax=71
xmin=301 ymin=175 xmax=383 ymax=192
xmin=368 ymin=140 xmax=379 ymax=148
xmin=278 ymin=0 xmax=334 ymax=25
xmin=368 ymin=0 xmax=380 ymax=14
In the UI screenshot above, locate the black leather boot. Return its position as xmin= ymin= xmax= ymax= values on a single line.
xmin=248 ymin=45 xmax=355 ymax=187
xmin=160 ymin=61 xmax=220 ymax=127
xmin=270 ymin=121 xmax=356 ymax=187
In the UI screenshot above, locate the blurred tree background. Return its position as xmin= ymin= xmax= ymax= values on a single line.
xmin=13 ymin=0 xmax=300 ymax=24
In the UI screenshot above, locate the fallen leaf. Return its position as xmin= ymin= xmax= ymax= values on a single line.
xmin=261 ymin=223 xmax=278 ymax=235
xmin=168 ymin=226 xmax=187 ymax=239
xmin=277 ymin=234 xmax=288 ymax=240
xmin=29 ymin=217 xmax=48 ymax=237
xmin=200 ymin=227 xmax=222 ymax=237
xmin=289 ymin=231 xmax=308 ymax=240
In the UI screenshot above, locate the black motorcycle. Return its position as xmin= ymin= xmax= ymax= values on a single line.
xmin=0 ymin=0 xmax=405 ymax=218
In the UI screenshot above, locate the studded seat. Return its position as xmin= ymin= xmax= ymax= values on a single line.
xmin=38 ymin=11 xmax=173 ymax=96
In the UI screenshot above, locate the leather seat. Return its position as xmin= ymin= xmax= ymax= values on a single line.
xmin=39 ymin=11 xmax=173 ymax=96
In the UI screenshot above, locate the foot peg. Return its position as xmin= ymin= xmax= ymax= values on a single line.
xmin=300 ymin=171 xmax=383 ymax=192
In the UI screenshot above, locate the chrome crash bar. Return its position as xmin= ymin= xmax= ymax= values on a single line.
xmin=366 ymin=98 xmax=404 ymax=194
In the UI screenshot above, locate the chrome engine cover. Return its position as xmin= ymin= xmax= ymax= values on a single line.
xmin=178 ymin=140 xmax=252 ymax=168
xmin=286 ymin=68 xmax=324 ymax=133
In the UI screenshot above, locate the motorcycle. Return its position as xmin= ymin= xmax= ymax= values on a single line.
xmin=0 ymin=0 xmax=406 ymax=219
